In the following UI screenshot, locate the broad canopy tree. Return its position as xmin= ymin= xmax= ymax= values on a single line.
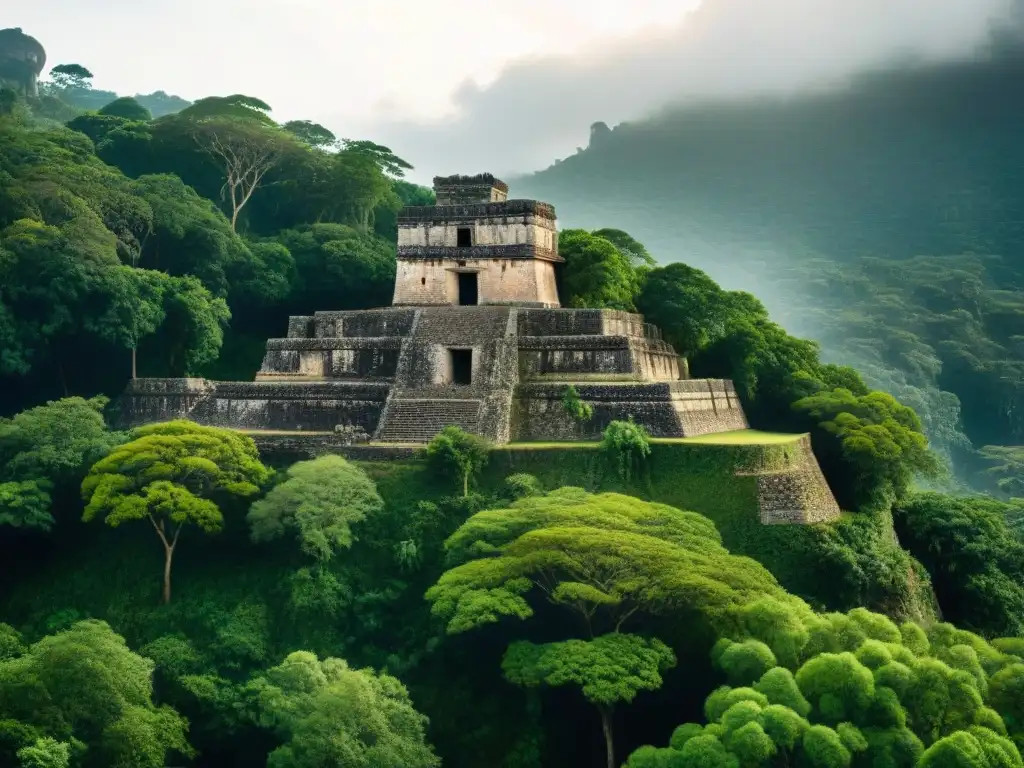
xmin=424 ymin=426 xmax=492 ymax=497
xmin=558 ymin=229 xmax=640 ymax=310
xmin=504 ymin=634 xmax=676 ymax=768
xmin=427 ymin=489 xmax=805 ymax=766
xmin=81 ymin=421 xmax=270 ymax=603
xmin=160 ymin=95 xmax=301 ymax=231
xmin=247 ymin=454 xmax=383 ymax=562
xmin=248 ymin=650 xmax=440 ymax=768
xmin=0 ymin=619 xmax=193 ymax=768
xmin=0 ymin=395 xmax=123 ymax=531
xmin=47 ymin=63 xmax=93 ymax=91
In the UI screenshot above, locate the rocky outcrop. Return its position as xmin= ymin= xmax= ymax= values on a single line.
xmin=0 ymin=28 xmax=45 ymax=96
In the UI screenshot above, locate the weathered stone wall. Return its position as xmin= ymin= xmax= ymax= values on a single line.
xmin=397 ymin=219 xmax=556 ymax=250
xmin=118 ymin=379 xmax=391 ymax=433
xmin=118 ymin=378 xmax=215 ymax=426
xmin=674 ymin=380 xmax=749 ymax=434
xmin=749 ymin=436 xmax=842 ymax=524
xmin=517 ymin=335 xmax=681 ymax=382
xmin=125 ymin=307 xmax=736 ymax=446
xmin=312 ymin=309 xmax=418 ymax=339
xmin=517 ymin=308 xmax=661 ymax=340
xmin=392 ymin=257 xmax=559 ymax=307
xmin=432 ymin=174 xmax=509 ymax=205
xmin=512 ymin=380 xmax=747 ymax=441
xmin=259 ymin=309 xmax=417 ymax=379
xmin=257 ymin=339 xmax=402 ymax=381
xmin=375 ymin=307 xmax=519 ymax=443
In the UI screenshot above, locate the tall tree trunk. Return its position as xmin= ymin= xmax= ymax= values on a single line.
xmin=463 ymin=470 xmax=469 ymax=498
xmin=131 ymin=346 xmax=137 ymax=380
xmin=151 ymin=518 xmax=181 ymax=605
xmin=600 ymin=707 xmax=614 ymax=768
xmin=162 ymin=541 xmax=174 ymax=604
xmin=57 ymin=358 xmax=69 ymax=397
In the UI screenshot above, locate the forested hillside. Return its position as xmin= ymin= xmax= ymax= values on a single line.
xmin=0 ymin=83 xmax=432 ymax=415
xmin=1 ymin=42 xmax=1023 ymax=768
xmin=516 ymin=41 xmax=1024 ymax=490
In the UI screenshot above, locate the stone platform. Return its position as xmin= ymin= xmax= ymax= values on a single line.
xmin=119 ymin=306 xmax=749 ymax=444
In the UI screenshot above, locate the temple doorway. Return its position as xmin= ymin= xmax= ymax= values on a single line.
xmin=457 ymin=272 xmax=478 ymax=305
xmin=450 ymin=349 xmax=473 ymax=385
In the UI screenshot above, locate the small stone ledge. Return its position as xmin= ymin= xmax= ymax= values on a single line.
xmin=265 ymin=337 xmax=403 ymax=351
xmin=396 ymin=244 xmax=563 ymax=262
xmin=741 ymin=436 xmax=842 ymax=524
xmin=433 ymin=173 xmax=509 ymax=192
xmin=398 ymin=209 xmax=557 ymax=229
xmin=400 ymin=200 xmax=556 ymax=221
xmin=249 ymin=434 xmax=421 ymax=462
xmin=517 ymin=379 xmax=738 ymax=400
xmin=123 ymin=377 xmax=214 ymax=395
xmin=517 ymin=335 xmax=676 ymax=355
xmin=213 ymin=381 xmax=391 ymax=400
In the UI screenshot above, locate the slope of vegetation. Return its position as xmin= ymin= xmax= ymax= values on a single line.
xmin=517 ymin=43 xmax=1024 ymax=488
xmin=0 ymin=44 xmax=1022 ymax=768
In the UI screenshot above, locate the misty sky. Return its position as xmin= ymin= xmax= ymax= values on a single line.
xmin=8 ymin=0 xmax=1021 ymax=183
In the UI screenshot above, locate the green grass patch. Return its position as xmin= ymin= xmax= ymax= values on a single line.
xmin=671 ymin=430 xmax=803 ymax=445
xmin=503 ymin=430 xmax=804 ymax=450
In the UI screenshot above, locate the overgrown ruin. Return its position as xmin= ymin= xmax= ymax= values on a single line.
xmin=121 ymin=173 xmax=840 ymax=523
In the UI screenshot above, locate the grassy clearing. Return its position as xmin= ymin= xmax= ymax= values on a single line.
xmin=504 ymin=430 xmax=803 ymax=450
xmin=671 ymin=430 xmax=804 ymax=445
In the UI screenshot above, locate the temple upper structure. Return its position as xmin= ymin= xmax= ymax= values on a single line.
xmin=120 ymin=174 xmax=750 ymax=445
xmin=393 ymin=174 xmax=562 ymax=308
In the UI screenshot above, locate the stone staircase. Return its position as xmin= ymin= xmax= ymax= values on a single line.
xmin=412 ymin=305 xmax=515 ymax=344
xmin=376 ymin=399 xmax=482 ymax=443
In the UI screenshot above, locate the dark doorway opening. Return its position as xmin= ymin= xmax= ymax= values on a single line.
xmin=457 ymin=271 xmax=478 ymax=305
xmin=450 ymin=349 xmax=473 ymax=385
xmin=457 ymin=227 xmax=472 ymax=247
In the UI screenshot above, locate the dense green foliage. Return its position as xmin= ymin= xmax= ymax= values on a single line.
xmin=0 ymin=619 xmax=193 ymax=768
xmin=81 ymin=421 xmax=270 ymax=603
xmin=894 ymin=494 xmax=1024 ymax=639
xmin=519 ymin=48 xmax=1024 ymax=485
xmin=562 ymin=383 xmax=594 ymax=423
xmin=601 ymin=420 xmax=652 ymax=483
xmin=625 ymin=600 xmax=1024 ymax=768
xmin=249 ymin=651 xmax=440 ymax=767
xmin=559 ymin=228 xmax=641 ymax=309
xmin=0 ymin=397 xmax=123 ymax=531
xmin=0 ymin=84 xmax=428 ymax=411
xmin=425 ymin=426 xmax=492 ymax=497
xmin=248 ymin=455 xmax=383 ymax=562
xmin=2 ymin=38 xmax=1023 ymax=768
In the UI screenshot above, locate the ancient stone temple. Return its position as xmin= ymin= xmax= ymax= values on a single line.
xmin=122 ymin=174 xmax=749 ymax=444
xmin=393 ymin=174 xmax=560 ymax=308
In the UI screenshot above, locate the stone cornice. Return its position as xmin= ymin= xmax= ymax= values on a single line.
xmin=265 ymin=337 xmax=403 ymax=351
xmin=433 ymin=173 xmax=508 ymax=193
xmin=396 ymin=244 xmax=564 ymax=262
xmin=398 ymin=199 xmax=556 ymax=223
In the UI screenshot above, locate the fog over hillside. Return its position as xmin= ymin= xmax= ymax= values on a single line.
xmin=507 ymin=34 xmax=1024 ymax=474
xmin=369 ymin=0 xmax=1022 ymax=180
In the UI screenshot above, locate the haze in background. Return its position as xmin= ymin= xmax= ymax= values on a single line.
xmin=368 ymin=0 xmax=1021 ymax=179
xmin=12 ymin=1 xmax=1019 ymax=181
xmin=9 ymin=0 xmax=697 ymax=162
